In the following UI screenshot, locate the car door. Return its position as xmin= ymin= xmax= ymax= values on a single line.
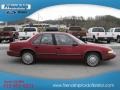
xmin=54 ymin=34 xmax=82 ymax=60
xmin=33 ymin=33 xmax=57 ymax=59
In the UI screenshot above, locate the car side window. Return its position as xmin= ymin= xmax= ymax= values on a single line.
xmin=55 ymin=34 xmax=75 ymax=45
xmin=92 ymin=28 xmax=104 ymax=32
xmin=33 ymin=35 xmax=41 ymax=44
xmin=40 ymin=34 xmax=53 ymax=45
xmin=115 ymin=29 xmax=120 ymax=32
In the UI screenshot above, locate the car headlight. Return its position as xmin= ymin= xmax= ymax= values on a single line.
xmin=108 ymin=50 xmax=114 ymax=54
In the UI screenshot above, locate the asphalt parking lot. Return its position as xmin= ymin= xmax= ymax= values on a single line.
xmin=0 ymin=42 xmax=120 ymax=79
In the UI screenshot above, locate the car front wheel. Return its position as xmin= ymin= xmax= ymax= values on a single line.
xmin=85 ymin=53 xmax=100 ymax=67
xmin=21 ymin=51 xmax=35 ymax=65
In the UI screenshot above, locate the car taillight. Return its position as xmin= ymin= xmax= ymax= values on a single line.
xmin=97 ymin=33 xmax=99 ymax=36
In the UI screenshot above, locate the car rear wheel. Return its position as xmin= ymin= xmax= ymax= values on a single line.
xmin=85 ymin=52 xmax=100 ymax=67
xmin=117 ymin=37 xmax=120 ymax=43
xmin=21 ymin=51 xmax=35 ymax=65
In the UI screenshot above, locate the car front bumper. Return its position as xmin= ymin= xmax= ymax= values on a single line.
xmin=103 ymin=53 xmax=116 ymax=61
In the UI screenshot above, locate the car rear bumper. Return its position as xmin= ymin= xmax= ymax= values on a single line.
xmin=7 ymin=50 xmax=20 ymax=57
xmin=103 ymin=53 xmax=116 ymax=61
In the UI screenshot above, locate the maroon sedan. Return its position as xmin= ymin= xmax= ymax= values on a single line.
xmin=7 ymin=32 xmax=116 ymax=66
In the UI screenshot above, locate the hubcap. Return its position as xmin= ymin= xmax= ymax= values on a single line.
xmin=22 ymin=53 xmax=33 ymax=64
xmin=87 ymin=55 xmax=99 ymax=66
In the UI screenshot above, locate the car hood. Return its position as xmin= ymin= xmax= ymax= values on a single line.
xmin=83 ymin=42 xmax=112 ymax=50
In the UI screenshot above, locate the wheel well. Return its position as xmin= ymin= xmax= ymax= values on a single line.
xmin=20 ymin=49 xmax=35 ymax=56
xmin=117 ymin=35 xmax=120 ymax=38
xmin=93 ymin=35 xmax=95 ymax=38
xmin=84 ymin=51 xmax=102 ymax=60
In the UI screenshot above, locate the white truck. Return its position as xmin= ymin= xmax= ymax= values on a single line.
xmin=19 ymin=27 xmax=39 ymax=40
xmin=108 ymin=27 xmax=120 ymax=43
xmin=87 ymin=27 xmax=113 ymax=43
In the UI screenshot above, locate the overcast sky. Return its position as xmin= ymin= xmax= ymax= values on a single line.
xmin=28 ymin=4 xmax=120 ymax=21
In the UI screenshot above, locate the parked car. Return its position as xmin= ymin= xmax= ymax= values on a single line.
xmin=19 ymin=27 xmax=39 ymax=40
xmin=108 ymin=27 xmax=120 ymax=43
xmin=87 ymin=27 xmax=113 ymax=43
xmin=0 ymin=26 xmax=19 ymax=43
xmin=68 ymin=26 xmax=87 ymax=41
xmin=7 ymin=32 xmax=116 ymax=67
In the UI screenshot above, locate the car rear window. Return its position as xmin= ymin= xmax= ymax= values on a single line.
xmin=92 ymin=28 xmax=104 ymax=32
xmin=3 ymin=27 xmax=16 ymax=31
xmin=24 ymin=28 xmax=36 ymax=32
xmin=115 ymin=29 xmax=120 ymax=32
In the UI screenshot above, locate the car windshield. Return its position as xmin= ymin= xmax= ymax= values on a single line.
xmin=92 ymin=28 xmax=105 ymax=32
xmin=115 ymin=29 xmax=120 ymax=32
xmin=68 ymin=33 xmax=85 ymax=44
xmin=3 ymin=27 xmax=16 ymax=31
xmin=24 ymin=28 xmax=36 ymax=32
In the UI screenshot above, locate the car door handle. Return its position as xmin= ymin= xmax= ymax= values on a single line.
xmin=56 ymin=47 xmax=61 ymax=49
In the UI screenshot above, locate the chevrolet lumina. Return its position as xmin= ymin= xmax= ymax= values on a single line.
xmin=7 ymin=32 xmax=116 ymax=66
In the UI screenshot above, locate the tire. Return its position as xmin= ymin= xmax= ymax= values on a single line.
xmin=93 ymin=37 xmax=98 ymax=43
xmin=21 ymin=51 xmax=36 ymax=65
xmin=0 ymin=40 xmax=2 ymax=43
xmin=107 ymin=40 xmax=111 ymax=43
xmin=85 ymin=52 xmax=100 ymax=67
xmin=14 ymin=34 xmax=18 ymax=39
xmin=117 ymin=36 xmax=120 ymax=43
